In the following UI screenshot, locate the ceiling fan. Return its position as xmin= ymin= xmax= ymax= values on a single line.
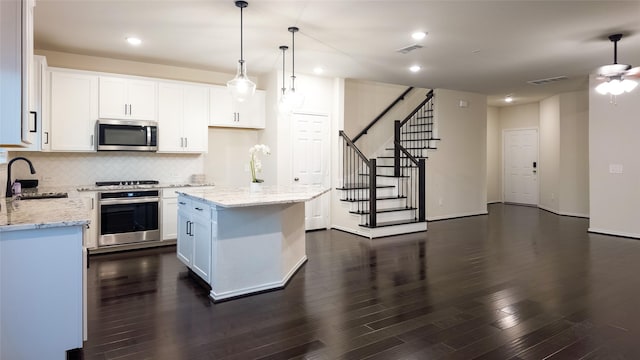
xmin=595 ymin=33 xmax=639 ymax=95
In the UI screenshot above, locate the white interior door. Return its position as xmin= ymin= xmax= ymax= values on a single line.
xmin=504 ymin=128 xmax=538 ymax=205
xmin=292 ymin=113 xmax=330 ymax=230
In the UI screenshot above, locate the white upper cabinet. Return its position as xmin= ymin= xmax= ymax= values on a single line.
xmin=21 ymin=55 xmax=47 ymax=152
xmin=0 ymin=0 xmax=35 ymax=146
xmin=99 ymin=76 xmax=157 ymax=121
xmin=157 ymin=82 xmax=208 ymax=153
xmin=209 ymin=86 xmax=265 ymax=129
xmin=49 ymin=70 xmax=99 ymax=152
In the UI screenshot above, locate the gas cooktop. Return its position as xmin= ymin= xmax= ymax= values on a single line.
xmin=95 ymin=180 xmax=159 ymax=187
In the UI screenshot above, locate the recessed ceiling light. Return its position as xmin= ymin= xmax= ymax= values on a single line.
xmin=505 ymin=96 xmax=513 ymax=103
xmin=412 ymin=31 xmax=427 ymax=40
xmin=409 ymin=65 xmax=421 ymax=73
xmin=126 ymin=37 xmax=142 ymax=46
xmin=313 ymin=67 xmax=324 ymax=75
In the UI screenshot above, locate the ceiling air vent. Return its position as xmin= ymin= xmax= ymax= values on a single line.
xmin=396 ymin=44 xmax=423 ymax=54
xmin=527 ymin=75 xmax=569 ymax=85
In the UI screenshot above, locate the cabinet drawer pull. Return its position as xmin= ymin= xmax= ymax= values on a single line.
xmin=195 ymin=207 xmax=203 ymax=211
xmin=44 ymin=131 xmax=49 ymax=144
xmin=178 ymin=201 xmax=186 ymax=205
xmin=29 ymin=111 xmax=37 ymax=133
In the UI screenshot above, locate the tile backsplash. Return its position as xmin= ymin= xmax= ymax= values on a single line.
xmin=5 ymin=152 xmax=205 ymax=187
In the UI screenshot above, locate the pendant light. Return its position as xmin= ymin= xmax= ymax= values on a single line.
xmin=277 ymin=45 xmax=292 ymax=113
xmin=280 ymin=26 xmax=304 ymax=112
xmin=227 ymin=0 xmax=256 ymax=103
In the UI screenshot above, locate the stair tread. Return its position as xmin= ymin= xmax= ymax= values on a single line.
xmin=340 ymin=195 xmax=407 ymax=202
xmin=377 ymin=156 xmax=428 ymax=159
xmin=376 ymin=164 xmax=418 ymax=168
xmin=358 ymin=173 xmax=410 ymax=178
xmin=350 ymin=206 xmax=417 ymax=215
xmin=385 ymin=147 xmax=438 ymax=150
xmin=336 ymin=184 xmax=395 ymax=190
xmin=402 ymin=130 xmax=433 ymax=134
xmin=409 ymin=123 xmax=434 ymax=127
xmin=401 ymin=138 xmax=439 ymax=142
xmin=359 ymin=219 xmax=426 ymax=228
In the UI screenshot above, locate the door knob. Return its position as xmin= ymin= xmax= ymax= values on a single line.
xmin=294 ymin=177 xmax=299 ymax=182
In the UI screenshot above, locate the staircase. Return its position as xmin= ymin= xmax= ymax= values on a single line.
xmin=336 ymin=89 xmax=438 ymax=238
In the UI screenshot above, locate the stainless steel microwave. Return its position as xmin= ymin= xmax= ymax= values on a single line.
xmin=96 ymin=119 xmax=158 ymax=151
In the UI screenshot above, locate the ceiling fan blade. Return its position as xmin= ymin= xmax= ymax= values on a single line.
xmin=624 ymin=66 xmax=640 ymax=78
xmin=596 ymin=63 xmax=631 ymax=77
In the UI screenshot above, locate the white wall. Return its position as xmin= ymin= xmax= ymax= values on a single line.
xmin=205 ymin=128 xmax=259 ymax=186
xmin=37 ymin=50 xmax=248 ymax=87
xmin=500 ymin=103 xmax=539 ymax=130
xmin=589 ymin=76 xmax=640 ymax=237
xmin=539 ymin=96 xmax=560 ymax=211
xmin=6 ymin=152 xmax=204 ymax=186
xmin=428 ymin=89 xmax=487 ymax=220
xmin=558 ymin=91 xmax=589 ymax=216
xmin=343 ymin=80 xmax=429 ymax=157
xmin=486 ymin=106 xmax=501 ymax=202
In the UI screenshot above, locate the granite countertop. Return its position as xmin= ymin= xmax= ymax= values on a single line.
xmin=76 ymin=182 xmax=215 ymax=192
xmin=0 ymin=197 xmax=91 ymax=232
xmin=177 ymin=185 xmax=330 ymax=208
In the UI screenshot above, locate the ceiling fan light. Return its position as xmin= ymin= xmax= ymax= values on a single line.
xmin=622 ymin=79 xmax=638 ymax=92
xmin=595 ymin=82 xmax=610 ymax=95
xmin=608 ymin=79 xmax=625 ymax=96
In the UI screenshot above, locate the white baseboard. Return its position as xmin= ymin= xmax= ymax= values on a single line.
xmin=538 ymin=205 xmax=589 ymax=219
xmin=209 ymin=256 xmax=307 ymax=301
xmin=588 ymin=228 xmax=640 ymax=240
xmin=427 ymin=211 xmax=488 ymax=221
xmin=487 ymin=200 xmax=502 ymax=204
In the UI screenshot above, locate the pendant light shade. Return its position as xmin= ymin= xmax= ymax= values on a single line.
xmin=279 ymin=26 xmax=304 ymax=112
xmin=227 ymin=0 xmax=256 ymax=103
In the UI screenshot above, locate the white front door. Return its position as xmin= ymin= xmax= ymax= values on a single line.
xmin=503 ymin=128 xmax=538 ymax=205
xmin=292 ymin=113 xmax=330 ymax=230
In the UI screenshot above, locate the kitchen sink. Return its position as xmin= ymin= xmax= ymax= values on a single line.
xmin=18 ymin=192 xmax=68 ymax=200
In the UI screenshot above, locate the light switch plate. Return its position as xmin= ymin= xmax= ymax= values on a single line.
xmin=609 ymin=163 xmax=623 ymax=174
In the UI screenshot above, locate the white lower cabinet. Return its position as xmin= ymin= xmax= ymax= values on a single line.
xmin=177 ymin=197 xmax=212 ymax=283
xmin=83 ymin=192 xmax=99 ymax=249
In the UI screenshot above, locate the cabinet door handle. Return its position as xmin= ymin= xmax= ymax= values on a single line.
xmin=185 ymin=137 xmax=188 ymax=148
xmin=44 ymin=131 xmax=49 ymax=145
xmin=90 ymin=135 xmax=94 ymax=146
xmin=195 ymin=207 xmax=203 ymax=211
xmin=29 ymin=111 xmax=37 ymax=133
xmin=179 ymin=201 xmax=186 ymax=205
xmin=180 ymin=137 xmax=184 ymax=147
xmin=186 ymin=220 xmax=191 ymax=236
xmin=129 ymin=104 xmax=132 ymax=115
xmin=124 ymin=104 xmax=128 ymax=115
xmin=91 ymin=198 xmax=94 ymax=209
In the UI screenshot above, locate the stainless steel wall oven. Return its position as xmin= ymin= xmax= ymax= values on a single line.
xmin=98 ymin=190 xmax=160 ymax=247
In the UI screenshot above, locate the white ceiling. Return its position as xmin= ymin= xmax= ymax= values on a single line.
xmin=34 ymin=0 xmax=640 ymax=107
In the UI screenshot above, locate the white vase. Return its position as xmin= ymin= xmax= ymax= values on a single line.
xmin=249 ymin=182 xmax=262 ymax=192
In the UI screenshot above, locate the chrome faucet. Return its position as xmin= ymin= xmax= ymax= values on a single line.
xmin=5 ymin=157 xmax=36 ymax=197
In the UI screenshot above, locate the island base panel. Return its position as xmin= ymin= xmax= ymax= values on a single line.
xmin=209 ymin=202 xmax=306 ymax=301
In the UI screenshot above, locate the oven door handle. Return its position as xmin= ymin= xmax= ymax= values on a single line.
xmin=99 ymin=197 xmax=160 ymax=206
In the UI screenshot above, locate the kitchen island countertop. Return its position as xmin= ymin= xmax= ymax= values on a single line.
xmin=0 ymin=197 xmax=90 ymax=232
xmin=176 ymin=185 xmax=329 ymax=208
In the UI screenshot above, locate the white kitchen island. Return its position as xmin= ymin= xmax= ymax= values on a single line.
xmin=176 ymin=185 xmax=329 ymax=301
xmin=0 ymin=197 xmax=90 ymax=360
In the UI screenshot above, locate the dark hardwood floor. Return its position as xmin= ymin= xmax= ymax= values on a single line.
xmin=75 ymin=204 xmax=640 ymax=359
